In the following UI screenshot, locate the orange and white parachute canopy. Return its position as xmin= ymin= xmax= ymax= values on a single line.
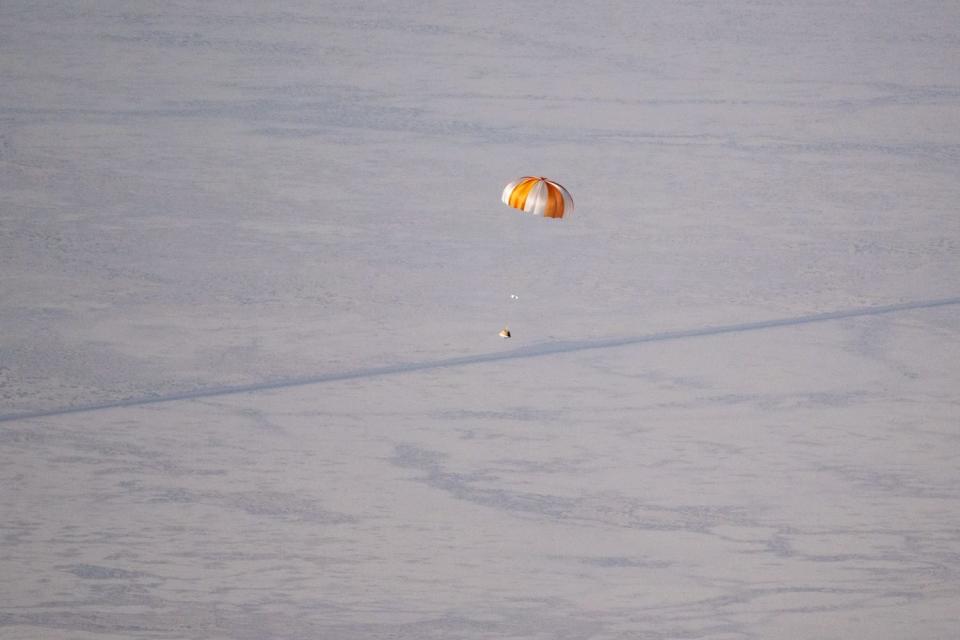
xmin=501 ymin=176 xmax=573 ymax=219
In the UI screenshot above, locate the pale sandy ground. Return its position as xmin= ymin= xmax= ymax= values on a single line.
xmin=2 ymin=2 xmax=959 ymax=638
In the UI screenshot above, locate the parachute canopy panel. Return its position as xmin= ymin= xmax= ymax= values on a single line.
xmin=501 ymin=177 xmax=573 ymax=219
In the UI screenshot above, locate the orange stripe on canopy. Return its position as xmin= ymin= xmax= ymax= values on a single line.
xmin=508 ymin=177 xmax=538 ymax=210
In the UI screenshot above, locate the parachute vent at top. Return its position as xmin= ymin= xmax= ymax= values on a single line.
xmin=501 ymin=177 xmax=573 ymax=219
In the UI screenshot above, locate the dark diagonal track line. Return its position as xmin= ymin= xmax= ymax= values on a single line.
xmin=2 ymin=296 xmax=958 ymax=423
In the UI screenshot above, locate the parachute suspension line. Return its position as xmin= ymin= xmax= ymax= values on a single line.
xmin=501 ymin=293 xmax=518 ymax=338
xmin=500 ymin=216 xmax=522 ymax=337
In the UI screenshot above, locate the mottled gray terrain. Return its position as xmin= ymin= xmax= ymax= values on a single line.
xmin=2 ymin=2 xmax=959 ymax=638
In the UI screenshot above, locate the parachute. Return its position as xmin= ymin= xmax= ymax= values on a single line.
xmin=495 ymin=176 xmax=573 ymax=338
xmin=501 ymin=176 xmax=573 ymax=219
